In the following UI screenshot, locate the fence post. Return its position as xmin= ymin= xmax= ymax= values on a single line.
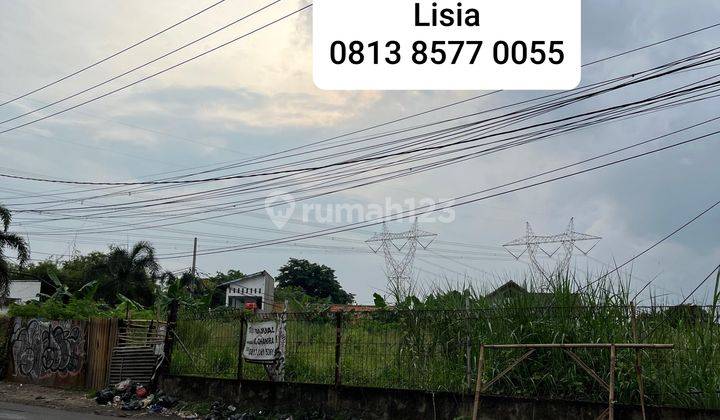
xmin=608 ymin=343 xmax=616 ymax=420
xmin=465 ymin=297 xmax=472 ymax=392
xmin=237 ymin=314 xmax=246 ymax=381
xmin=630 ymin=303 xmax=647 ymax=420
xmin=334 ymin=310 xmax=343 ymax=387
xmin=160 ymin=299 xmax=179 ymax=380
xmin=471 ymin=343 xmax=485 ymax=420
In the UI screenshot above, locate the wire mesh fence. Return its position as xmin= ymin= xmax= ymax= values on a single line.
xmin=169 ymin=305 xmax=720 ymax=408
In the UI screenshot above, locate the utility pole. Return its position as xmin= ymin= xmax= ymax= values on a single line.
xmin=191 ymin=237 xmax=198 ymax=276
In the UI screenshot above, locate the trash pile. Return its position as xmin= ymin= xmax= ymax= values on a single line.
xmin=94 ymin=379 xmax=178 ymax=415
xmin=94 ymin=380 xmax=320 ymax=419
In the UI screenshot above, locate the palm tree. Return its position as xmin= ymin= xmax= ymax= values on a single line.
xmin=0 ymin=205 xmax=30 ymax=298
xmin=96 ymin=241 xmax=160 ymax=306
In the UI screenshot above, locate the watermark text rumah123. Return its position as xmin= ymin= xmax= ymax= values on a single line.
xmin=264 ymin=190 xmax=455 ymax=229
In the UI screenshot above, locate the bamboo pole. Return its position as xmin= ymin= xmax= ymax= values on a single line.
xmin=630 ymin=303 xmax=647 ymax=420
xmin=483 ymin=349 xmax=535 ymax=391
xmin=563 ymin=349 xmax=609 ymax=391
xmin=466 ymin=341 xmax=672 ymax=420
xmin=471 ymin=344 xmax=485 ymax=420
xmin=609 ymin=344 xmax=616 ymax=420
xmin=465 ymin=297 xmax=472 ymax=392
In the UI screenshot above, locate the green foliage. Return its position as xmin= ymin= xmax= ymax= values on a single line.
xmin=204 ymin=269 xmax=245 ymax=285
xmin=11 ymin=242 xmax=252 ymax=317
xmin=94 ymin=242 xmax=159 ymax=306
xmin=200 ymin=269 xmax=245 ymax=307
xmin=14 ymin=243 xmax=159 ymax=307
xmin=276 ymin=258 xmax=354 ymax=304
xmin=7 ymin=296 xmax=155 ymax=320
xmin=54 ymin=252 xmax=106 ymax=293
xmin=0 ymin=204 xmax=30 ymax=299
xmin=275 ymin=285 xmax=332 ymax=312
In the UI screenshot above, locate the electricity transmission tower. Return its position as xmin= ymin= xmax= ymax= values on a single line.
xmin=366 ymin=220 xmax=437 ymax=303
xmin=503 ymin=218 xmax=601 ymax=280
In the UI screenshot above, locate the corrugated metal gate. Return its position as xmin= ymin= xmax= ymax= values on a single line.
xmin=107 ymin=320 xmax=165 ymax=386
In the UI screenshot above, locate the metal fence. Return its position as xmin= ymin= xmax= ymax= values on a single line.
xmin=168 ymin=305 xmax=720 ymax=409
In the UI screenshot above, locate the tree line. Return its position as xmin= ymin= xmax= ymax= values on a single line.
xmin=0 ymin=204 xmax=354 ymax=317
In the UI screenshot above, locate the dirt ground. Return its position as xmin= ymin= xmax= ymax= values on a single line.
xmin=0 ymin=381 xmax=177 ymax=418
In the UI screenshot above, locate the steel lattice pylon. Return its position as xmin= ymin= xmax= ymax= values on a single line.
xmin=366 ymin=220 xmax=436 ymax=302
xmin=503 ymin=218 xmax=601 ymax=279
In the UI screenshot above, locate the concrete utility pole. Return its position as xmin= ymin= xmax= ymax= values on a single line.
xmin=191 ymin=237 xmax=198 ymax=276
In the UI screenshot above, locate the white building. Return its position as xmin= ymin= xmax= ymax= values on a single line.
xmin=0 ymin=279 xmax=41 ymax=313
xmin=219 ymin=271 xmax=275 ymax=313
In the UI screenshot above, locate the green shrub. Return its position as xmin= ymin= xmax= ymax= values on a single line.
xmin=8 ymin=298 xmax=155 ymax=320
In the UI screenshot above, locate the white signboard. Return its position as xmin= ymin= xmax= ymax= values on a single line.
xmin=243 ymin=320 xmax=278 ymax=363
xmin=313 ymin=0 xmax=581 ymax=90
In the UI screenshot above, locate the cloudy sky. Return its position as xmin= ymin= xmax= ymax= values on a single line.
xmin=1 ymin=0 xmax=719 ymax=304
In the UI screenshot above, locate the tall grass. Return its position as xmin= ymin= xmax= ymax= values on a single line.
xmin=170 ymin=271 xmax=720 ymax=408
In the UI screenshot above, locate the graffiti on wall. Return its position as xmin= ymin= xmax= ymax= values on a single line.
xmin=10 ymin=318 xmax=85 ymax=381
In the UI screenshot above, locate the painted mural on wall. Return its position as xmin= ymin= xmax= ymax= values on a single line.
xmin=9 ymin=318 xmax=85 ymax=384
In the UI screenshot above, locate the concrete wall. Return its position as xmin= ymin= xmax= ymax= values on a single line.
xmin=6 ymin=318 xmax=86 ymax=387
xmin=161 ymin=375 xmax=720 ymax=419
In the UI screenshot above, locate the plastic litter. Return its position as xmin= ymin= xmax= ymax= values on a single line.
xmin=94 ymin=388 xmax=114 ymax=405
xmin=114 ymin=378 xmax=132 ymax=392
xmin=148 ymin=403 xmax=165 ymax=414
xmin=156 ymin=394 xmax=178 ymax=408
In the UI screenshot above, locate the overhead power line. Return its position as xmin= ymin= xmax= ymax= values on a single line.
xmin=0 ymin=0 xmax=284 ymax=125
xmin=153 ymin=128 xmax=720 ymax=259
xmin=14 ymin=88 xmax=720 ymax=235
xmin=582 ymin=21 xmax=720 ymax=67
xmin=599 ymin=197 xmax=720 ymax=299
xmin=80 ymin=18 xmax=720 ymax=189
xmin=0 ymin=2 xmax=313 ymax=136
xmin=543 ymin=196 xmax=720 ymax=312
xmin=0 ymin=19 xmax=717 ymax=203
xmin=6 ymin=28 xmax=720 ymax=245
xmin=4 ymin=52 xmax=720 ymax=187
xmin=675 ymin=264 xmax=720 ymax=306
xmin=7 ymin=51 xmax=720 ymax=233
xmin=0 ymin=0 xmax=228 ymax=108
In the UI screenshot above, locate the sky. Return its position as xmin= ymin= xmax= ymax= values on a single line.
xmin=1 ymin=0 xmax=719 ymax=304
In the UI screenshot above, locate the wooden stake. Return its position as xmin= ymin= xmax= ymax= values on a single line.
xmin=563 ymin=349 xmax=608 ymax=391
xmin=471 ymin=344 xmax=485 ymax=420
xmin=483 ymin=349 xmax=535 ymax=391
xmin=465 ymin=297 xmax=472 ymax=392
xmin=237 ymin=316 xmax=245 ymax=380
xmin=630 ymin=303 xmax=647 ymax=420
xmin=334 ymin=310 xmax=343 ymax=387
xmin=608 ymin=344 xmax=616 ymax=420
